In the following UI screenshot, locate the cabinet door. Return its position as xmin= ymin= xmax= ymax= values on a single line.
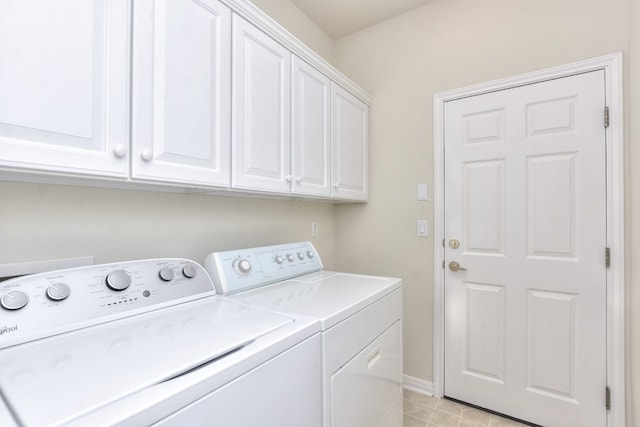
xmin=0 ymin=0 xmax=129 ymax=177
xmin=331 ymin=84 xmax=368 ymax=201
xmin=291 ymin=56 xmax=331 ymax=197
xmin=132 ymin=0 xmax=231 ymax=187
xmin=232 ymin=15 xmax=291 ymax=193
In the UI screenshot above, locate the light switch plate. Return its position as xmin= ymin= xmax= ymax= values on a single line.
xmin=417 ymin=220 xmax=428 ymax=237
xmin=417 ymin=184 xmax=428 ymax=201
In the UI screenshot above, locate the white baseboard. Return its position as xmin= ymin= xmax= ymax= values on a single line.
xmin=403 ymin=375 xmax=434 ymax=396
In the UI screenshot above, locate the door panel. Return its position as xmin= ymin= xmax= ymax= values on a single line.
xmin=292 ymin=56 xmax=331 ymax=197
xmin=444 ymin=70 xmax=606 ymax=427
xmin=331 ymin=83 xmax=368 ymax=200
xmin=232 ymin=15 xmax=291 ymax=193
xmin=0 ymin=0 xmax=129 ymax=177
xmin=132 ymin=0 xmax=231 ymax=187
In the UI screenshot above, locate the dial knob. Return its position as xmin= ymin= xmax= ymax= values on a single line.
xmin=159 ymin=267 xmax=175 ymax=282
xmin=275 ymin=255 xmax=284 ymax=264
xmin=297 ymin=252 xmax=305 ymax=260
xmin=46 ymin=283 xmax=71 ymax=301
xmin=106 ymin=269 xmax=132 ymax=291
xmin=306 ymin=251 xmax=314 ymax=259
xmin=182 ymin=264 xmax=197 ymax=278
xmin=233 ymin=259 xmax=252 ymax=274
xmin=286 ymin=254 xmax=294 ymax=262
xmin=1 ymin=291 xmax=29 ymax=310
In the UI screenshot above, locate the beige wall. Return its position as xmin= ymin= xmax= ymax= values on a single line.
xmin=331 ymin=0 xmax=637 ymax=423
xmin=0 ymin=182 xmax=336 ymax=268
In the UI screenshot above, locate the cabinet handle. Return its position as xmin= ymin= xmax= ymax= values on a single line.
xmin=141 ymin=149 xmax=153 ymax=161
xmin=113 ymin=144 xmax=127 ymax=158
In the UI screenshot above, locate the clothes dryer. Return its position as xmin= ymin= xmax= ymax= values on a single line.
xmin=205 ymin=242 xmax=403 ymax=427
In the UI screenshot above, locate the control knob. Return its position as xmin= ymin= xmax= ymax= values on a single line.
xmin=46 ymin=283 xmax=71 ymax=301
xmin=286 ymin=254 xmax=294 ymax=262
xmin=106 ymin=269 xmax=132 ymax=291
xmin=233 ymin=258 xmax=252 ymax=275
xmin=1 ymin=290 xmax=29 ymax=311
xmin=306 ymin=251 xmax=314 ymax=259
xmin=297 ymin=252 xmax=305 ymax=260
xmin=182 ymin=264 xmax=197 ymax=278
xmin=275 ymin=255 xmax=284 ymax=265
xmin=159 ymin=267 xmax=175 ymax=282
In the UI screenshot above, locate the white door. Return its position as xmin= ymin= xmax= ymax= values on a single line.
xmin=232 ymin=15 xmax=291 ymax=193
xmin=132 ymin=0 xmax=231 ymax=188
xmin=444 ymin=71 xmax=607 ymax=427
xmin=331 ymin=83 xmax=368 ymax=201
xmin=291 ymin=56 xmax=331 ymax=197
xmin=0 ymin=0 xmax=129 ymax=177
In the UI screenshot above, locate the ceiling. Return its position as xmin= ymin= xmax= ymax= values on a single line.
xmin=289 ymin=0 xmax=433 ymax=39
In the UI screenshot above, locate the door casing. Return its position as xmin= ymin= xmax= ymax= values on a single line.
xmin=433 ymin=52 xmax=624 ymax=427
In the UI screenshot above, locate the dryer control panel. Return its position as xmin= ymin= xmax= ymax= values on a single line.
xmin=205 ymin=242 xmax=323 ymax=295
xmin=0 ymin=259 xmax=214 ymax=349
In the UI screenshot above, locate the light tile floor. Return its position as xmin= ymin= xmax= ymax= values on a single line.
xmin=403 ymin=390 xmax=529 ymax=427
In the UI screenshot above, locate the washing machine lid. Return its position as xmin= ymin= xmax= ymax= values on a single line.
xmin=228 ymin=272 xmax=402 ymax=330
xmin=0 ymin=297 xmax=293 ymax=427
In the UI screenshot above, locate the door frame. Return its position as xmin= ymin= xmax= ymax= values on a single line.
xmin=433 ymin=53 xmax=624 ymax=426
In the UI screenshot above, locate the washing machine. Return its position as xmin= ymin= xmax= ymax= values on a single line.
xmin=0 ymin=258 xmax=321 ymax=427
xmin=205 ymin=242 xmax=403 ymax=427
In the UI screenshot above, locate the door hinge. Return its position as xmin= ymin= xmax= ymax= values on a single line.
xmin=606 ymin=247 xmax=611 ymax=268
xmin=606 ymin=386 xmax=611 ymax=410
xmin=442 ymin=260 xmax=445 ymax=269
xmin=604 ymin=106 xmax=610 ymax=128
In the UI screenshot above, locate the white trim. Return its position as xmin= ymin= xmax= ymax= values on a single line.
xmin=432 ymin=52 xmax=625 ymax=427
xmin=403 ymin=375 xmax=434 ymax=396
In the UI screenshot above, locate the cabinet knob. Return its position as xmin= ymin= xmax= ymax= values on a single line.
xmin=141 ymin=149 xmax=153 ymax=161
xmin=113 ymin=144 xmax=127 ymax=158
xmin=295 ymin=176 xmax=301 ymax=184
xmin=285 ymin=175 xmax=292 ymax=183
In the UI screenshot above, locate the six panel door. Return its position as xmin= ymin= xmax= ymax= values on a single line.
xmin=444 ymin=70 xmax=607 ymax=427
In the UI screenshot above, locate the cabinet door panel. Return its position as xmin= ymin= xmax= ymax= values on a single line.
xmin=292 ymin=56 xmax=331 ymax=197
xmin=132 ymin=0 xmax=231 ymax=187
xmin=0 ymin=0 xmax=129 ymax=177
xmin=332 ymin=84 xmax=368 ymax=200
xmin=232 ymin=15 xmax=291 ymax=193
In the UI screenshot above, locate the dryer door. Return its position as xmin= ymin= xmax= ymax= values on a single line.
xmin=330 ymin=321 xmax=402 ymax=427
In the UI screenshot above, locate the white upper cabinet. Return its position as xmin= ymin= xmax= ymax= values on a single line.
xmin=291 ymin=56 xmax=331 ymax=197
xmin=232 ymin=14 xmax=292 ymax=193
xmin=0 ymin=0 xmax=130 ymax=177
xmin=331 ymin=83 xmax=368 ymax=200
xmin=132 ymin=0 xmax=231 ymax=187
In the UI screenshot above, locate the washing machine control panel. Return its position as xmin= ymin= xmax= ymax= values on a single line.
xmin=0 ymin=259 xmax=214 ymax=349
xmin=205 ymin=241 xmax=323 ymax=295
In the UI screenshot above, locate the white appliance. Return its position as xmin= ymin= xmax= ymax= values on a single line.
xmin=0 ymin=258 xmax=321 ymax=427
xmin=205 ymin=242 xmax=403 ymax=427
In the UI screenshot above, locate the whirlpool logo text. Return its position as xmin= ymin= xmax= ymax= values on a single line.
xmin=0 ymin=325 xmax=18 ymax=336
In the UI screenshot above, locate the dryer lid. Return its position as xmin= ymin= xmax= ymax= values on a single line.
xmin=0 ymin=298 xmax=293 ymax=427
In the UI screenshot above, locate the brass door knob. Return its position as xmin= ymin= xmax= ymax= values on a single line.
xmin=449 ymin=261 xmax=467 ymax=272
